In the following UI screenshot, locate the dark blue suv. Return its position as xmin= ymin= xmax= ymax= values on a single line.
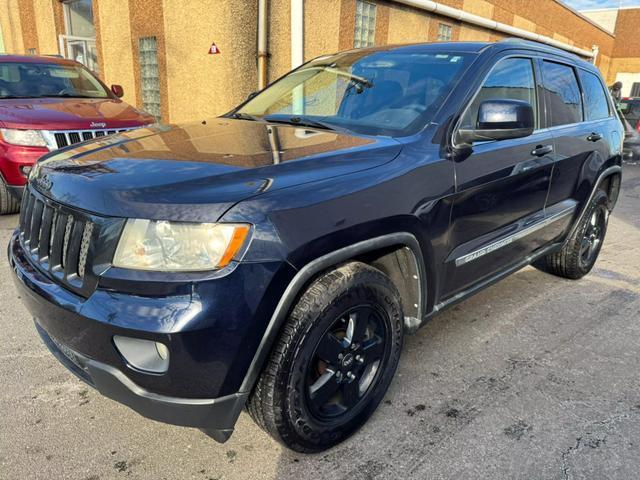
xmin=8 ymin=40 xmax=623 ymax=452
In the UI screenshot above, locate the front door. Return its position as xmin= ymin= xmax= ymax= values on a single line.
xmin=443 ymin=56 xmax=554 ymax=297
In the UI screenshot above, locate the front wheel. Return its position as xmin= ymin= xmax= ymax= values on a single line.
xmin=0 ymin=179 xmax=20 ymax=215
xmin=247 ymin=261 xmax=403 ymax=452
xmin=534 ymin=189 xmax=610 ymax=279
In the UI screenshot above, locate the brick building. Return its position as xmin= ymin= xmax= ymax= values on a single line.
xmin=0 ymin=0 xmax=638 ymax=123
xmin=583 ymin=6 xmax=640 ymax=97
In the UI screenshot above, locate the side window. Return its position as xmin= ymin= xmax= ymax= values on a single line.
xmin=578 ymin=70 xmax=610 ymax=121
xmin=461 ymin=58 xmax=536 ymax=129
xmin=541 ymin=61 xmax=582 ymax=126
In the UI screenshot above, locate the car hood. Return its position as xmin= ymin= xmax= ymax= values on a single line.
xmin=0 ymin=97 xmax=154 ymax=130
xmin=31 ymin=119 xmax=402 ymax=221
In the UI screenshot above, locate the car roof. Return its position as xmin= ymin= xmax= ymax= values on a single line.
xmin=343 ymin=39 xmax=596 ymax=70
xmin=343 ymin=41 xmax=491 ymax=55
xmin=0 ymin=54 xmax=80 ymax=67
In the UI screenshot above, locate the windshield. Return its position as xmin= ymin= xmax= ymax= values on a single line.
xmin=0 ymin=61 xmax=110 ymax=99
xmin=237 ymin=50 xmax=474 ymax=136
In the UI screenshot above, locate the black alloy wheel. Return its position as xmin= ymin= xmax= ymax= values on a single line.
xmin=306 ymin=305 xmax=388 ymax=420
xmin=578 ymin=206 xmax=607 ymax=270
xmin=533 ymin=189 xmax=610 ymax=279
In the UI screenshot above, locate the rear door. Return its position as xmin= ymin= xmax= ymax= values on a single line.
xmin=443 ymin=56 xmax=554 ymax=297
xmin=542 ymin=60 xmax=612 ymax=225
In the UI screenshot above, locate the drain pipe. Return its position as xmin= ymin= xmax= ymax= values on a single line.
xmin=291 ymin=0 xmax=304 ymax=114
xmin=392 ymin=0 xmax=595 ymax=59
xmin=591 ymin=44 xmax=599 ymax=65
xmin=291 ymin=0 xmax=304 ymax=68
xmin=258 ymin=0 xmax=268 ymax=90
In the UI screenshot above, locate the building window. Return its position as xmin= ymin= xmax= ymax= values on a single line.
xmin=27 ymin=48 xmax=36 ymax=55
xmin=139 ymin=37 xmax=162 ymax=121
xmin=632 ymin=82 xmax=640 ymax=98
xmin=354 ymin=1 xmax=376 ymax=48
xmin=62 ymin=0 xmax=98 ymax=72
xmin=437 ymin=23 xmax=453 ymax=42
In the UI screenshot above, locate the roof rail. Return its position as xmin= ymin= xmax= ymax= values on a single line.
xmin=496 ymin=37 xmax=584 ymax=57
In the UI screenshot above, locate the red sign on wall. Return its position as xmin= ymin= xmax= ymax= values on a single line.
xmin=208 ymin=42 xmax=221 ymax=55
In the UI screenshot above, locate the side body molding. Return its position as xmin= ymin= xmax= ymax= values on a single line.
xmin=239 ymin=232 xmax=426 ymax=393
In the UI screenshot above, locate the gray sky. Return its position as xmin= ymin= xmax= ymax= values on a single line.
xmin=563 ymin=0 xmax=640 ymax=10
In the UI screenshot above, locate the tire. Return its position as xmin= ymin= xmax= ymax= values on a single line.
xmin=247 ymin=261 xmax=404 ymax=452
xmin=0 ymin=178 xmax=21 ymax=215
xmin=534 ymin=189 xmax=609 ymax=279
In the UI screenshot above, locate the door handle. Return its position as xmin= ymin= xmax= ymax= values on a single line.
xmin=531 ymin=144 xmax=553 ymax=157
xmin=587 ymin=132 xmax=602 ymax=142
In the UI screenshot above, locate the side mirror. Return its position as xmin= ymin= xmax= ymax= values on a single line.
xmin=111 ymin=84 xmax=124 ymax=98
xmin=457 ymin=99 xmax=534 ymax=144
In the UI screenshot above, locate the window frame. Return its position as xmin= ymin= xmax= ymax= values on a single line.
xmin=452 ymin=54 xmax=542 ymax=147
xmin=576 ymin=66 xmax=614 ymax=121
xmin=539 ymin=59 xmax=585 ymax=128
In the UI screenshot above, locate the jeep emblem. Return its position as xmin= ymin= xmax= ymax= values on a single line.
xmin=90 ymin=122 xmax=107 ymax=129
xmin=35 ymin=174 xmax=52 ymax=191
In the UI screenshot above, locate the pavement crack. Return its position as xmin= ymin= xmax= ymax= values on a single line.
xmin=561 ymin=436 xmax=582 ymax=480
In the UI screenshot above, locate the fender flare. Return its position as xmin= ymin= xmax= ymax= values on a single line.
xmin=564 ymin=165 xmax=622 ymax=243
xmin=238 ymin=231 xmax=426 ymax=393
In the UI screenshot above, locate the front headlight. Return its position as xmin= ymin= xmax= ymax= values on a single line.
xmin=113 ymin=219 xmax=251 ymax=272
xmin=0 ymin=128 xmax=47 ymax=147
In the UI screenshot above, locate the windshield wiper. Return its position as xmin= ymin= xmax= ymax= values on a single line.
xmin=264 ymin=115 xmax=336 ymax=131
xmin=305 ymin=66 xmax=373 ymax=89
xmin=232 ymin=112 xmax=262 ymax=122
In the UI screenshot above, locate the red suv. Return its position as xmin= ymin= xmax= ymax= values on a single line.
xmin=0 ymin=54 xmax=155 ymax=214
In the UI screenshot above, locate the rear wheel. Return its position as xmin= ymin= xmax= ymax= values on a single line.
xmin=247 ymin=261 xmax=403 ymax=452
xmin=0 ymin=179 xmax=20 ymax=215
xmin=534 ymin=190 xmax=609 ymax=279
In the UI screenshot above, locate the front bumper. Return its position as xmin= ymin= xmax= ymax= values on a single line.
xmin=35 ymin=321 xmax=246 ymax=442
xmin=6 ymin=184 xmax=24 ymax=201
xmin=8 ymin=230 xmax=294 ymax=441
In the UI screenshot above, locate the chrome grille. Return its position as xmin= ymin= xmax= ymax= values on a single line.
xmin=45 ymin=127 xmax=137 ymax=150
xmin=19 ymin=189 xmax=95 ymax=284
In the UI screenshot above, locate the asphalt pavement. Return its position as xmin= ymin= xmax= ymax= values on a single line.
xmin=1 ymin=163 xmax=639 ymax=479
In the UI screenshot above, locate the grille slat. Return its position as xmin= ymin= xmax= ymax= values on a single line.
xmin=38 ymin=206 xmax=54 ymax=260
xmin=63 ymin=220 xmax=85 ymax=278
xmin=22 ymin=193 xmax=36 ymax=241
xmin=61 ymin=216 xmax=74 ymax=269
xmin=28 ymin=200 xmax=44 ymax=251
xmin=49 ymin=212 xmax=67 ymax=270
xmin=54 ymin=133 xmax=68 ymax=148
xmin=68 ymin=132 xmax=81 ymax=145
xmin=78 ymin=223 xmax=94 ymax=278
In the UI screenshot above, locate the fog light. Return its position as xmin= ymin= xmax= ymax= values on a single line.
xmin=113 ymin=336 xmax=169 ymax=374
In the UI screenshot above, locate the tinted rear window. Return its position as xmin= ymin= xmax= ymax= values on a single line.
xmin=541 ymin=61 xmax=583 ymax=127
xmin=578 ymin=70 xmax=610 ymax=121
